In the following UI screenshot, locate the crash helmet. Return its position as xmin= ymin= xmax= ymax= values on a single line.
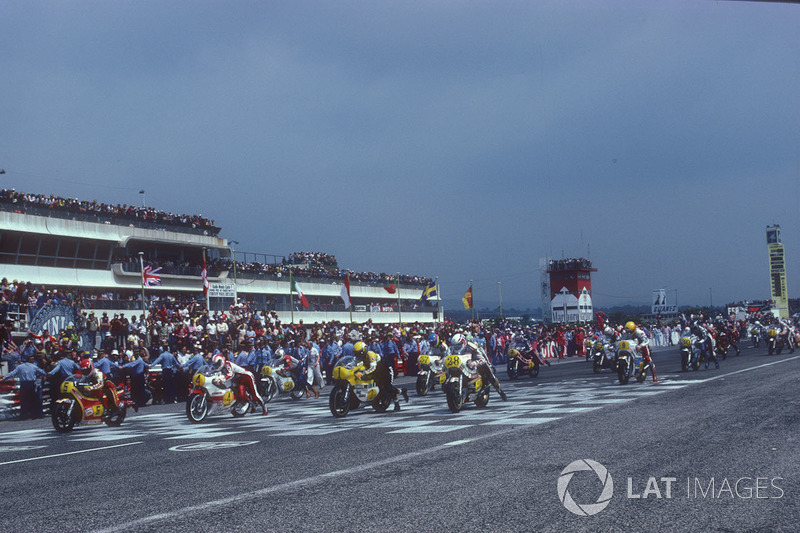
xmin=625 ymin=321 xmax=636 ymax=333
xmin=428 ymin=333 xmax=439 ymax=347
xmin=211 ymin=354 xmax=226 ymax=372
xmin=354 ymin=341 xmax=366 ymax=357
xmin=508 ymin=348 xmax=519 ymax=358
xmin=450 ymin=333 xmax=466 ymax=349
xmin=79 ymin=358 xmax=94 ymax=377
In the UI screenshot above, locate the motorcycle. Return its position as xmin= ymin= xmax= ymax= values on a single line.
xmin=584 ymin=339 xmax=594 ymax=362
xmin=714 ymin=331 xmax=736 ymax=360
xmin=328 ymin=356 xmax=392 ymax=418
xmin=767 ymin=328 xmax=782 ymax=355
xmin=443 ymin=352 xmax=506 ymax=413
xmin=507 ymin=349 xmax=539 ymax=380
xmin=260 ymin=363 xmax=307 ymax=402
xmin=186 ymin=369 xmax=261 ymax=423
xmin=679 ymin=335 xmax=698 ymax=372
xmin=591 ymin=340 xmax=616 ymax=374
xmin=52 ymin=376 xmax=129 ymax=433
xmin=614 ymin=340 xmax=653 ymax=385
xmin=415 ymin=354 xmax=446 ymax=396
xmin=751 ymin=326 xmax=761 ymax=348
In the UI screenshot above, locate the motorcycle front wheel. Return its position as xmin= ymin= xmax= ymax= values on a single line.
xmin=593 ymin=358 xmax=602 ymax=374
xmin=473 ymin=388 xmax=489 ymax=408
xmin=262 ymin=381 xmax=277 ymax=403
xmin=507 ymin=360 xmax=519 ymax=380
xmin=329 ymin=385 xmax=351 ymax=418
xmin=106 ymin=404 xmax=127 ymax=427
xmin=680 ymin=350 xmax=689 ymax=372
xmin=445 ymin=382 xmax=464 ymax=413
xmin=416 ymin=374 xmax=430 ymax=396
xmin=617 ymin=360 xmax=630 ymax=385
xmin=186 ymin=392 xmax=209 ymax=423
xmin=52 ymin=401 xmax=77 ymax=433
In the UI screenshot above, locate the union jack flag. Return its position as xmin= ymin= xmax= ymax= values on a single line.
xmin=142 ymin=264 xmax=162 ymax=287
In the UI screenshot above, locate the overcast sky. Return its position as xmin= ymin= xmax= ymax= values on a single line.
xmin=1 ymin=1 xmax=798 ymax=310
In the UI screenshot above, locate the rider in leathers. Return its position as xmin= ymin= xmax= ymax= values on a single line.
xmin=75 ymin=358 xmax=123 ymax=416
xmin=622 ymin=322 xmax=658 ymax=382
xmin=691 ymin=322 xmax=719 ymax=369
xmin=450 ymin=333 xmax=508 ymax=401
xmin=212 ymin=354 xmax=268 ymax=415
xmin=354 ymin=341 xmax=408 ymax=412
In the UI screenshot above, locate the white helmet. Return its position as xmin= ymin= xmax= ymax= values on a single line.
xmin=450 ymin=333 xmax=466 ymax=348
xmin=211 ymin=354 xmax=226 ymax=372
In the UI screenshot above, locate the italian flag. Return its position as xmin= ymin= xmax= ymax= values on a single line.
xmin=290 ymin=272 xmax=309 ymax=309
xmin=341 ymin=275 xmax=351 ymax=309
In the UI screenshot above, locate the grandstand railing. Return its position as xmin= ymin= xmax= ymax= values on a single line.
xmin=0 ymin=201 xmax=220 ymax=237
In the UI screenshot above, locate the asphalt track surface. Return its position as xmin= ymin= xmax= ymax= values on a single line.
xmin=1 ymin=343 xmax=798 ymax=533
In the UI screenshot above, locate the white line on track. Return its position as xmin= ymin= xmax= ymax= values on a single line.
xmin=89 ymin=427 xmax=519 ymax=533
xmin=690 ymin=354 xmax=800 ymax=384
xmin=0 ymin=441 xmax=143 ymax=466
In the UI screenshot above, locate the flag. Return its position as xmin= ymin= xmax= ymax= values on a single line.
xmin=462 ymin=285 xmax=473 ymax=310
xmin=201 ymin=256 xmax=209 ymax=296
xmin=420 ymin=281 xmax=437 ymax=302
xmin=384 ymin=283 xmax=396 ymax=294
xmin=291 ymin=272 xmax=309 ymax=309
xmin=341 ymin=275 xmax=351 ymax=309
xmin=142 ymin=264 xmax=162 ymax=287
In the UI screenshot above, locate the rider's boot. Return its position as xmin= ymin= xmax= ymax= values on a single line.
xmin=393 ymin=401 xmax=401 ymax=412
xmin=401 ymin=387 xmax=409 ymax=403
xmin=261 ymin=404 xmax=268 ymax=416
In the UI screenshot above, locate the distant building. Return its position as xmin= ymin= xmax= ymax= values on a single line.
xmin=541 ymin=258 xmax=596 ymax=324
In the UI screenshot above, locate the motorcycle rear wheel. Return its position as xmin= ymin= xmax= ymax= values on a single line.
xmin=106 ymin=404 xmax=127 ymax=427
xmin=231 ymin=400 xmax=249 ymax=417
xmin=186 ymin=392 xmax=209 ymax=423
xmin=416 ymin=375 xmax=430 ymax=396
xmin=290 ymin=388 xmax=306 ymax=400
xmin=329 ymin=385 xmax=350 ymax=418
xmin=372 ymin=393 xmax=392 ymax=413
xmin=445 ymin=382 xmax=464 ymax=413
xmin=52 ymin=402 xmax=77 ymax=433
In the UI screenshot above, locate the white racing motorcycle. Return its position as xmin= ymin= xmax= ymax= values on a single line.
xmin=415 ymin=354 xmax=446 ymax=396
xmin=260 ymin=363 xmax=307 ymax=402
xmin=186 ymin=369 xmax=261 ymax=423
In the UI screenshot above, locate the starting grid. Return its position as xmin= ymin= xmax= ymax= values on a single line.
xmin=0 ymin=375 xmax=701 ymax=446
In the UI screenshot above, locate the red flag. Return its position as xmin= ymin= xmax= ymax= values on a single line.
xmin=383 ymin=283 xmax=396 ymax=294
xmin=201 ymin=256 xmax=209 ymax=296
xmin=341 ymin=275 xmax=351 ymax=309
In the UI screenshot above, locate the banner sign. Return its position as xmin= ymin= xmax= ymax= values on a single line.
xmin=208 ymin=283 xmax=236 ymax=298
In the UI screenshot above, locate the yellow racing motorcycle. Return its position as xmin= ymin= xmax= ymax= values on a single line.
xmin=328 ymin=356 xmax=393 ymax=417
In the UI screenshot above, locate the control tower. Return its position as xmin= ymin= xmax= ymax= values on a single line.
xmin=541 ymin=258 xmax=597 ymax=323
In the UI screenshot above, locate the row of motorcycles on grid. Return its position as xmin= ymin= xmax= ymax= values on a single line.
xmin=585 ymin=337 xmax=655 ymax=385
xmin=187 ymin=343 xmax=511 ymax=421
xmin=750 ymin=323 xmax=797 ymax=355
